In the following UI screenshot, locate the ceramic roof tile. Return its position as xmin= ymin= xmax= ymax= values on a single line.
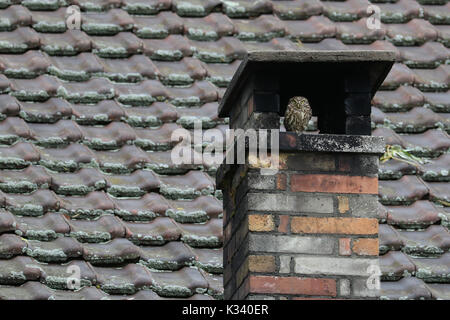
xmin=139 ymin=241 xmax=195 ymax=270
xmin=22 ymin=0 xmax=63 ymax=10
xmin=48 ymin=53 xmax=104 ymax=81
xmin=153 ymin=57 xmax=207 ymax=85
xmin=380 ymin=251 xmax=415 ymax=280
xmin=28 ymin=120 xmax=83 ymax=147
xmin=80 ymin=121 xmax=136 ymax=150
xmin=190 ymin=36 xmax=246 ymax=63
xmin=4 ymin=189 xmax=60 ymax=216
xmin=24 ymin=236 xmax=83 ymax=262
xmin=203 ymin=60 xmax=241 ymax=87
xmin=91 ymin=33 xmax=142 ymax=58
xmin=272 ymin=0 xmax=323 ymax=20
xmin=381 ymin=107 xmax=445 ymax=133
xmin=386 ymin=200 xmax=442 ymax=229
xmin=183 ymin=13 xmax=235 ymax=41
xmin=40 ymin=30 xmax=92 ymax=56
xmin=378 ymin=0 xmax=422 ymax=23
xmin=0 ymin=165 xmax=51 ymax=193
xmin=19 ymin=98 xmax=72 ymax=123
xmin=30 ymin=8 xmax=67 ymax=33
xmin=123 ymin=217 xmax=180 ymax=245
xmin=150 ymin=266 xmax=208 ymax=297
xmin=398 ymin=42 xmax=450 ymax=69
xmin=178 ymin=218 xmax=222 ymax=248
xmin=159 ymin=170 xmax=215 ymax=200
xmin=412 ymin=253 xmax=450 ymax=282
xmin=424 ymin=91 xmax=450 ymax=113
xmin=0 ymin=209 xmax=17 ymax=234
xmin=133 ymin=12 xmax=183 ymax=39
xmin=122 ymin=102 xmax=178 ymax=127
xmin=37 ymin=143 xmax=96 ymax=172
xmin=336 ymin=18 xmax=386 ymax=44
xmin=0 ymin=95 xmax=20 ymax=120
xmin=381 ymin=277 xmax=432 ymax=300
xmin=112 ymin=192 xmax=169 ymax=221
xmin=82 ymin=238 xmax=142 ymax=265
xmin=400 ymin=129 xmax=450 ymax=157
xmin=379 ymin=158 xmax=418 ymax=180
xmin=413 ymin=64 xmax=450 ymax=92
xmin=372 ymin=86 xmax=425 ymax=112
xmin=167 ymin=80 xmax=218 ymax=106
xmin=0 ymin=282 xmax=53 ymax=300
xmin=38 ymin=259 xmax=97 ymax=289
xmin=172 ymin=0 xmax=220 ymax=17
xmin=436 ymin=25 xmax=450 ymax=47
xmin=10 ymin=75 xmax=61 ymax=101
xmin=386 ymin=19 xmax=439 ymax=46
xmin=0 ymin=50 xmax=50 ymax=78
xmin=428 ymin=181 xmax=450 ymax=204
xmin=420 ymin=153 xmax=450 ymax=182
xmin=105 ymin=169 xmax=160 ymax=197
xmin=0 ymin=234 xmax=27 ymax=259
xmin=427 ymin=283 xmax=450 ymax=300
xmin=94 ymin=145 xmax=150 ymax=173
xmin=67 ymin=214 xmax=126 ymax=243
xmin=379 ymin=175 xmax=429 ymax=205
xmin=81 ymin=9 xmax=135 ymax=36
xmin=234 ymin=15 xmax=285 ymax=41
xmin=50 ymin=286 xmax=109 ymax=300
xmin=59 ymin=191 xmax=115 ymax=219
xmin=285 ymin=16 xmax=336 ymax=42
xmin=380 ymin=62 xmax=417 ymax=89
xmin=192 ymin=247 xmax=222 ymax=273
xmin=222 ymin=0 xmax=273 ymax=18
xmin=122 ymin=0 xmax=171 ymax=14
xmin=0 ymin=75 xmax=10 ymax=93
xmin=71 ymin=0 xmax=123 ymax=12
xmin=0 ymin=27 xmax=40 ymax=53
xmin=114 ymin=79 xmax=169 ymax=106
xmin=49 ymin=167 xmax=107 ymax=195
xmin=15 ymin=212 xmax=70 ymax=241
xmin=0 ymin=5 xmax=32 ymax=31
xmin=134 ymin=123 xmax=181 ymax=151
xmin=397 ymin=225 xmax=450 ymax=256
xmin=322 ymin=0 xmax=370 ymax=22
xmin=0 ymin=142 xmax=40 ymax=169
xmin=71 ymin=100 xmax=126 ymax=125
xmin=0 ymin=256 xmax=41 ymax=285
xmin=142 ymin=35 xmax=193 ymax=61
xmin=422 ymin=3 xmax=450 ymax=25
xmin=58 ymin=77 xmax=115 ymax=103
xmin=0 ymin=117 xmax=32 ymax=144
xmin=97 ymin=54 xmax=159 ymax=82
xmin=176 ymin=102 xmax=220 ymax=129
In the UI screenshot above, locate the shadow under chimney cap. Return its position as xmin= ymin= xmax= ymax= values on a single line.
xmin=218 ymin=50 xmax=397 ymax=118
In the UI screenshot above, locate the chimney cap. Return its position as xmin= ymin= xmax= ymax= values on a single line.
xmin=218 ymin=50 xmax=396 ymax=118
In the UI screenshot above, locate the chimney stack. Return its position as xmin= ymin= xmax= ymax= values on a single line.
xmin=217 ymin=50 xmax=395 ymax=300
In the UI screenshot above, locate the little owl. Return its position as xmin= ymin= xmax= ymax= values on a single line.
xmin=284 ymin=96 xmax=312 ymax=133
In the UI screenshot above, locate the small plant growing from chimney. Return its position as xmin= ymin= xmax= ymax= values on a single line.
xmin=380 ymin=145 xmax=428 ymax=167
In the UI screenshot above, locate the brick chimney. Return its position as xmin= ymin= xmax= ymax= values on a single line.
xmin=216 ymin=51 xmax=395 ymax=300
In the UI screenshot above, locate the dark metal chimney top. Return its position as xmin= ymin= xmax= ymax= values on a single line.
xmin=218 ymin=50 xmax=396 ymax=135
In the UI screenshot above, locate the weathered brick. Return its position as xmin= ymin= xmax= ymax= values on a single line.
xmin=276 ymin=173 xmax=287 ymax=190
xmin=248 ymin=214 xmax=274 ymax=232
xmin=339 ymin=238 xmax=352 ymax=256
xmin=352 ymin=277 xmax=380 ymax=298
xmin=352 ymin=238 xmax=379 ymax=256
xmin=280 ymin=152 xmax=336 ymax=171
xmin=290 ymin=174 xmax=378 ymax=194
xmin=249 ymin=276 xmax=337 ymax=296
xmin=278 ymin=215 xmax=289 ymax=233
xmin=249 ymin=234 xmax=334 ymax=254
xmin=291 ymin=217 xmax=378 ymax=235
xmin=294 ymin=256 xmax=378 ymax=276
xmin=337 ymin=196 xmax=349 ymax=214
xmin=279 ymin=255 xmax=291 ymax=274
xmin=247 ymin=193 xmax=334 ymax=214
xmin=247 ymin=172 xmax=276 ymax=190
xmin=346 ymin=194 xmax=379 ymax=218
xmin=249 ymin=255 xmax=276 ymax=273
xmin=339 ymin=279 xmax=351 ymax=296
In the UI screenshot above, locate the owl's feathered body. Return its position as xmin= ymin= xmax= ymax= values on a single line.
xmin=284 ymin=96 xmax=312 ymax=133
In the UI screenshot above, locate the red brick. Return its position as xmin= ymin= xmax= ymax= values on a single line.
xmin=249 ymin=214 xmax=274 ymax=232
xmin=276 ymin=173 xmax=287 ymax=190
xmin=278 ymin=215 xmax=289 ymax=233
xmin=339 ymin=238 xmax=351 ymax=256
xmin=352 ymin=238 xmax=379 ymax=256
xmin=249 ymin=276 xmax=337 ymax=296
xmin=290 ymin=174 xmax=378 ymax=194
